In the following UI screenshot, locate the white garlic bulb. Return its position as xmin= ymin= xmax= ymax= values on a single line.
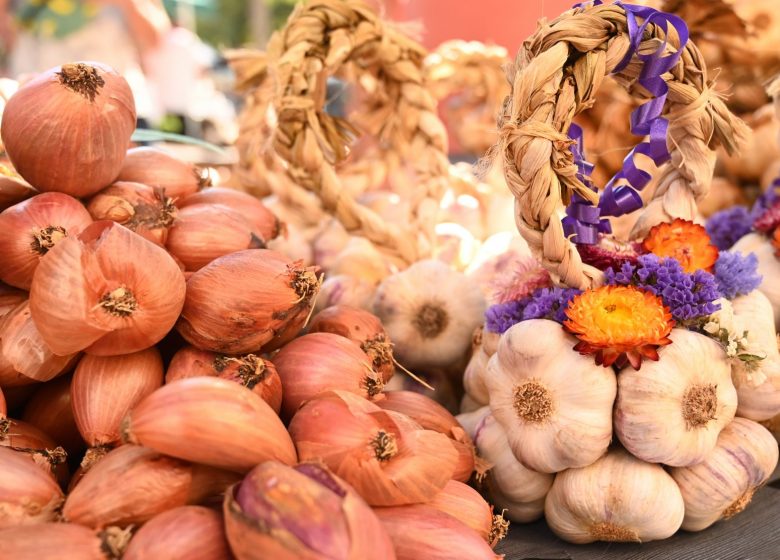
xmin=463 ymin=326 xmax=491 ymax=407
xmin=670 ymin=418 xmax=779 ymax=531
xmin=485 ymin=319 xmax=616 ymax=473
xmin=545 ymin=448 xmax=685 ymax=544
xmin=329 ymin=237 xmax=393 ymax=284
xmin=373 ymin=260 xmax=485 ymax=370
xmin=455 ymin=406 xmax=490 ymax=440
xmin=732 ymin=233 xmax=780 ymax=328
xmin=615 ymin=329 xmax=738 ymax=466
xmin=315 ymin=275 xmax=376 ymax=313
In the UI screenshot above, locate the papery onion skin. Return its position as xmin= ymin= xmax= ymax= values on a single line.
xmin=123 ymin=506 xmax=231 ymax=560
xmin=0 ymin=446 xmax=64 ymax=529
xmin=429 ymin=480 xmax=501 ymax=545
xmin=72 ymin=348 xmax=164 ymax=450
xmin=117 ymin=147 xmax=206 ymax=200
xmin=224 ymin=461 xmax=396 ymax=560
xmin=1 ymin=62 xmax=135 ymax=197
xmin=177 ymin=249 xmax=319 ymax=354
xmin=0 ymin=282 xmax=26 ymax=319
xmin=0 ymin=170 xmax=36 ymax=212
xmin=180 ymin=187 xmax=282 ymax=242
xmin=29 ymin=221 xmax=186 ymax=356
xmin=0 ymin=300 xmax=80 ymax=387
xmin=86 ymin=181 xmax=176 ymax=246
xmin=0 ymin=523 xmax=130 ymax=560
xmin=22 ymin=375 xmax=85 ymax=458
xmin=122 ymin=377 xmax=296 ymax=472
xmin=374 ymin=504 xmax=502 ymax=560
xmin=274 ymin=332 xmax=384 ymax=419
xmin=166 ymin=345 xmax=282 ymax=414
xmin=0 ymin=192 xmax=93 ymax=289
xmin=0 ymin=386 xmax=6 ymax=417
xmin=0 ymin=417 xmax=69 ymax=484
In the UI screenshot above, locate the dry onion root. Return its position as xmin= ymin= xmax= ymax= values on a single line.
xmin=0 ymin=417 xmax=69 ymax=484
xmin=428 ymin=480 xmax=509 ymax=547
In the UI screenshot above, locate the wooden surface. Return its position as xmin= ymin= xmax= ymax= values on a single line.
xmin=497 ymin=467 xmax=780 ymax=560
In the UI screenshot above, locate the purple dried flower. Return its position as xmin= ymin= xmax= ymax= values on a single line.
xmin=713 ymin=251 xmax=762 ymax=299
xmin=521 ymin=287 xmax=582 ymax=323
xmin=705 ymin=207 xmax=753 ymax=250
xmin=485 ymin=299 xmax=526 ymax=334
xmin=605 ymin=254 xmax=721 ymax=322
xmin=576 ymin=235 xmax=642 ymax=271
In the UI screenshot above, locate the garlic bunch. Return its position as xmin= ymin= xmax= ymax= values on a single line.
xmin=485 ymin=319 xmax=616 ymax=473
xmin=670 ymin=418 xmax=779 ymax=531
xmin=545 ymin=448 xmax=685 ymax=543
xmin=615 ymin=329 xmax=738 ymax=466
xmin=373 ymin=259 xmax=485 ymax=370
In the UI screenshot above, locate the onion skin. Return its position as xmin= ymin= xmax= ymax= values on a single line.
xmin=0 ymin=171 xmax=36 ymax=213
xmin=124 ymin=506 xmax=231 ymax=560
xmin=308 ymin=305 xmax=395 ymax=382
xmin=166 ymin=345 xmax=282 ymax=414
xmin=0 ymin=192 xmax=93 ymax=289
xmin=0 ymin=417 xmax=69 ymax=484
xmin=376 ymin=391 xmax=475 ymax=482
xmin=224 ymin=461 xmax=396 ymax=560
xmin=86 ymin=181 xmax=176 ymax=246
xmin=374 ymin=504 xmax=502 ymax=560
xmin=62 ymin=444 xmax=237 ymax=529
xmin=289 ymin=390 xmax=458 ymax=506
xmin=0 ymin=446 xmax=63 ymax=529
xmin=0 ymin=386 xmax=6 ymax=416
xmin=1 ymin=62 xmax=136 ymax=197
xmin=0 ymin=301 xmax=80 ymax=387
xmin=22 ymin=375 xmax=85 ymax=459
xmin=166 ymin=203 xmax=266 ymax=271
xmin=0 ymin=523 xmax=130 ymax=560
xmin=122 ymin=377 xmax=297 ymax=472
xmin=274 ymin=333 xmax=384 ymax=419
xmin=29 ymin=221 xmax=186 ymax=356
xmin=117 ymin=147 xmax=206 ymax=200
xmin=180 ymin=187 xmax=281 ymax=242
xmin=0 ymin=282 xmax=26 ymax=320
xmin=177 ymin=249 xmax=319 ymax=354
xmin=429 ymin=480 xmax=505 ymax=546
xmin=72 ymin=348 xmax=164 ymax=450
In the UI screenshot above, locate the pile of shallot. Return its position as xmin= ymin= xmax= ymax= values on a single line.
xmin=0 ymin=61 xmax=506 ymax=559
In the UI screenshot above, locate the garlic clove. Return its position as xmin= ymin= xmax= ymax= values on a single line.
xmin=463 ymin=327 xmax=490 ymax=406
xmin=0 ymin=523 xmax=132 ymax=560
xmin=374 ymin=503 xmax=502 ymax=560
xmin=224 ymin=461 xmax=395 ymax=560
xmin=545 ymin=448 xmax=685 ymax=543
xmin=122 ymin=377 xmax=296 ymax=471
xmin=373 ymin=260 xmax=485 ymax=370
xmin=123 ymin=506 xmax=231 ymax=560
xmin=429 ymin=480 xmax=508 ymax=546
xmin=485 ymin=319 xmax=616 ymax=473
xmin=615 ymin=329 xmax=738 ymax=466
xmin=0 ymin=446 xmax=63 ymax=528
xmin=670 ymin=418 xmax=779 ymax=531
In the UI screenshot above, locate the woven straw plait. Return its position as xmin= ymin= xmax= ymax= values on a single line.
xmin=265 ymin=0 xmax=450 ymax=265
xmin=497 ymin=1 xmax=748 ymax=291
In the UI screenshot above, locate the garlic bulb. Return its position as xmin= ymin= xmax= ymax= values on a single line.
xmin=485 ymin=319 xmax=616 ymax=473
xmin=729 ymin=290 xmax=780 ymax=421
xmin=732 ymin=233 xmax=780 ymax=327
xmin=373 ymin=259 xmax=485 ymax=370
xmin=329 ymin=237 xmax=392 ymax=284
xmin=545 ymin=448 xmax=685 ymax=543
xmin=670 ymin=418 xmax=779 ymax=531
xmin=615 ymin=329 xmax=738 ymax=466
xmin=463 ymin=326 xmax=491 ymax=407
xmin=315 ymin=274 xmax=377 ymax=313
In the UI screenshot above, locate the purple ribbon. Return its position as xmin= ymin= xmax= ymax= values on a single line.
xmin=563 ymin=1 xmax=690 ymax=244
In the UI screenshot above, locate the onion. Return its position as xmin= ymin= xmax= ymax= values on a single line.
xmin=0 ymin=446 xmax=63 ymax=528
xmin=29 ymin=221 xmax=186 ymax=356
xmin=71 ymin=348 xmax=163 ymax=468
xmin=0 ymin=523 xmax=132 ymax=560
xmin=0 ymin=192 xmax=93 ymax=289
xmin=274 ymin=332 xmax=384 ymax=419
xmin=376 ymin=390 xmax=476 ymax=482
xmin=124 ymin=506 xmax=230 ymax=560
xmin=180 ymin=187 xmax=282 ymax=242
xmin=122 ymin=377 xmax=297 ymax=472
xmin=62 ymin=444 xmax=239 ymax=528
xmin=224 ymin=461 xmax=395 ymax=560
xmin=0 ymin=417 xmax=68 ymax=484
xmin=0 ymin=301 xmax=80 ymax=387
xmin=0 ymin=164 xmax=36 ymax=212
xmin=177 ymin=249 xmax=319 ymax=354
xmin=22 ymin=375 xmax=85 ymax=458
xmin=165 ymin=203 xmax=266 ymax=271
xmin=166 ymin=345 xmax=282 ymax=414
xmin=1 ymin=62 xmax=135 ymax=196
xmin=117 ymin=147 xmax=208 ymax=200
xmin=288 ymin=390 xmax=457 ymax=506
xmin=86 ymin=181 xmax=176 ymax=246
xmin=0 ymin=387 xmax=6 ymax=417
xmin=0 ymin=282 xmax=27 ymax=319
xmin=429 ymin=480 xmax=508 ymax=547
xmin=308 ymin=305 xmax=395 ymax=382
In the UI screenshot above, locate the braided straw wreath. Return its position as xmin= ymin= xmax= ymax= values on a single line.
xmin=496 ymin=1 xmax=748 ymax=290
xmin=265 ymin=0 xmax=450 ymax=265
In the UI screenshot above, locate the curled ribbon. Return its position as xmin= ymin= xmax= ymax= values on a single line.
xmin=563 ymin=1 xmax=690 ymax=244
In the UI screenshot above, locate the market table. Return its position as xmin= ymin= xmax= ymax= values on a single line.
xmin=497 ymin=467 xmax=780 ymax=560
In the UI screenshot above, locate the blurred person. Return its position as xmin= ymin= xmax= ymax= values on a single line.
xmin=0 ymin=0 xmax=171 ymax=122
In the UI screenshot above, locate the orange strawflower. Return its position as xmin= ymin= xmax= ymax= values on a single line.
xmin=564 ymin=285 xmax=674 ymax=370
xmin=642 ymin=219 xmax=719 ymax=273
